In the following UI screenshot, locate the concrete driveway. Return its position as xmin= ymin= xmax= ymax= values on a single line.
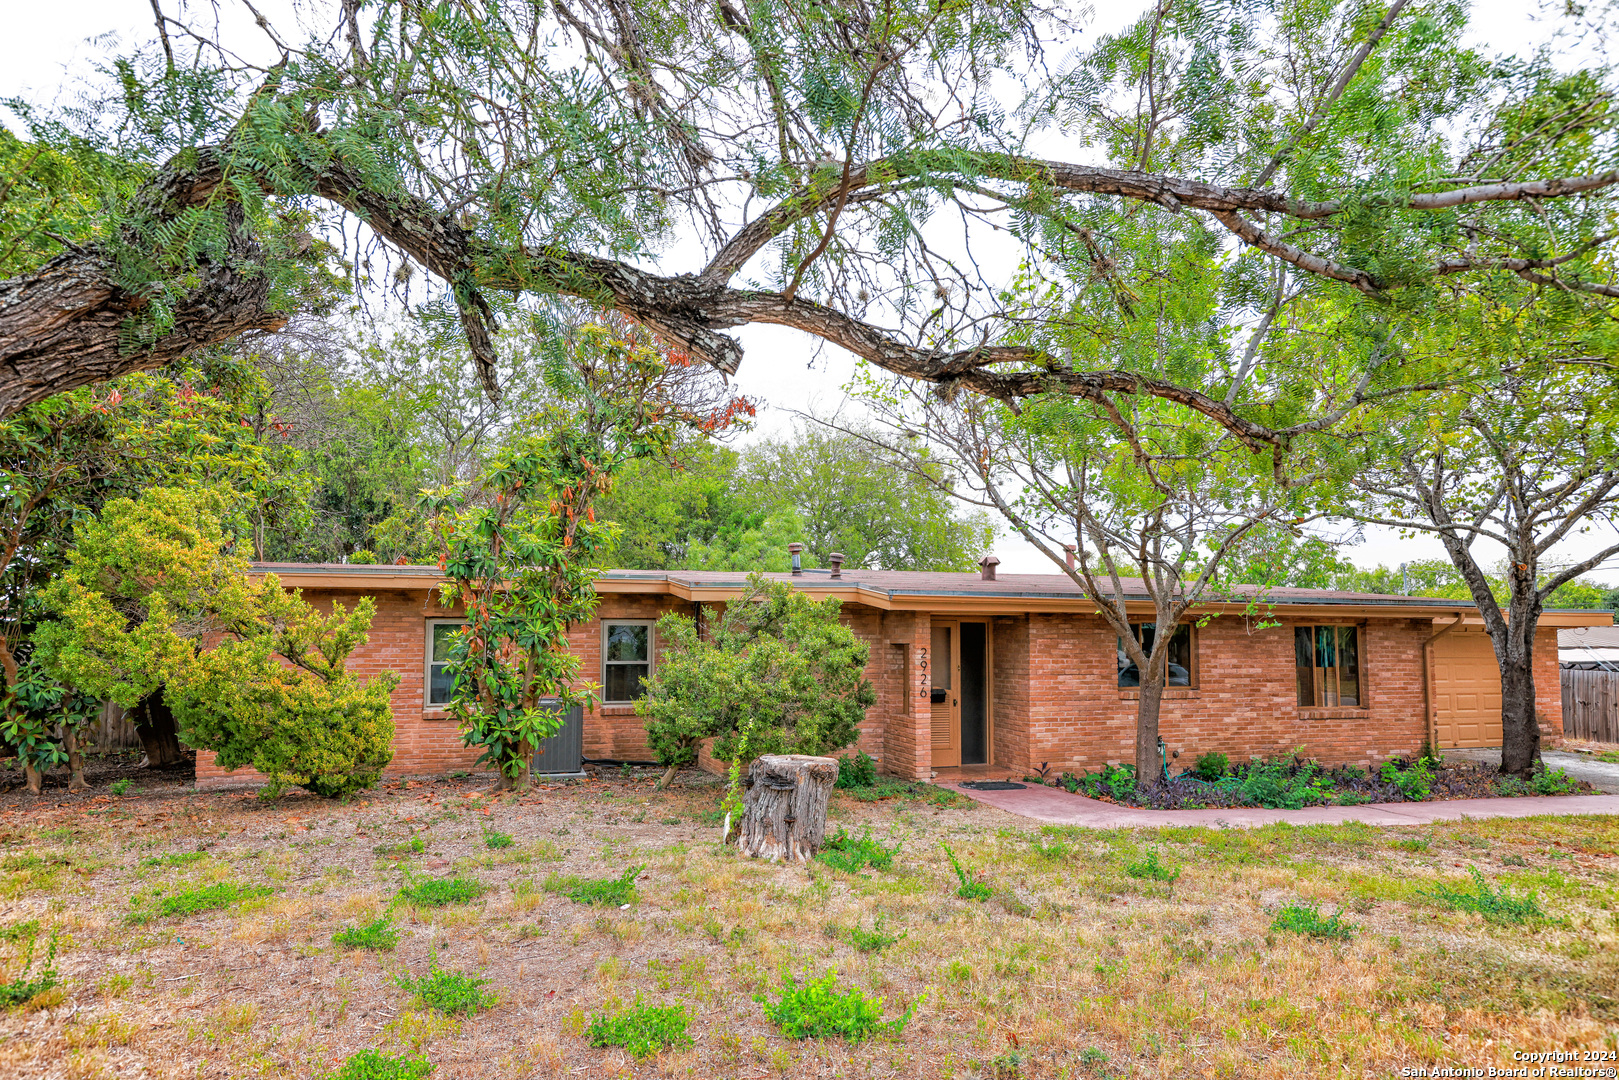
xmin=1442 ymin=747 xmax=1619 ymax=794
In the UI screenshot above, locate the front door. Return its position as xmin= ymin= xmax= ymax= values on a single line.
xmin=930 ymin=621 xmax=990 ymax=768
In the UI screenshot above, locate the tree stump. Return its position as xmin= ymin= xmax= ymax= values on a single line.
xmin=738 ymin=754 xmax=838 ymax=862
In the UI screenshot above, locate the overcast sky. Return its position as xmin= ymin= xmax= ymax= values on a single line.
xmin=4 ymin=0 xmax=1614 ymax=578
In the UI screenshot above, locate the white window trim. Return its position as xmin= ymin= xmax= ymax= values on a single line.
xmin=425 ymin=619 xmax=468 ymax=710
xmin=602 ymin=619 xmax=656 ymax=704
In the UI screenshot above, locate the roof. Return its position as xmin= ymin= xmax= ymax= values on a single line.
xmin=1558 ymin=624 xmax=1619 ymax=667
xmin=251 ymin=562 xmax=1615 ymax=625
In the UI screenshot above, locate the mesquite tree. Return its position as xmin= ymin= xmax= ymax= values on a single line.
xmin=0 ymin=0 xmax=1612 ymax=455
xmin=425 ymin=320 xmax=753 ymax=790
xmin=1348 ymin=363 xmax=1619 ymax=777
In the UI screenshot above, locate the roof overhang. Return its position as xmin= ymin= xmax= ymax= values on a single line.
xmin=245 ymin=564 xmax=1614 ymax=623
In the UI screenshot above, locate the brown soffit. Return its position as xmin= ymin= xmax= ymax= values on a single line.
xmin=251 ymin=564 xmax=1613 ymax=627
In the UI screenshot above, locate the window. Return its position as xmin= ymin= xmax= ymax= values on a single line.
xmin=603 ymin=621 xmax=653 ymax=703
xmin=426 ymin=621 xmax=467 ymax=707
xmin=1117 ymin=623 xmax=1193 ymax=688
xmin=1295 ymin=626 xmax=1361 ymax=707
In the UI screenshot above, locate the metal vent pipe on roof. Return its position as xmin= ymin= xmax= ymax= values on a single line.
xmin=829 ymin=552 xmax=845 ymax=579
xmin=788 ymin=542 xmax=804 ymax=575
xmin=979 ymin=555 xmax=1000 ymax=582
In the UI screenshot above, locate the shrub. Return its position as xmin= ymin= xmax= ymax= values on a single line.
xmin=941 ymin=842 xmax=992 ymax=901
xmin=1427 ymin=866 xmax=1545 ymax=924
xmin=1079 ymin=764 xmax=1137 ymax=801
xmin=758 ymin=974 xmax=917 ymax=1041
xmin=395 ymin=965 xmax=496 ymax=1015
xmin=0 ymin=934 xmax=58 ymax=1007
xmin=1527 ymin=767 xmax=1579 ymax=795
xmin=1124 ymin=849 xmax=1179 ymax=883
xmin=544 ymin=865 xmax=642 ymax=906
xmin=333 ymin=917 xmax=400 ymax=951
xmin=39 ymin=488 xmax=399 ymax=801
xmin=1380 ymin=758 xmax=1432 ymax=801
xmin=1191 ymin=752 xmax=1229 ymax=781
xmin=398 ymin=878 xmax=487 ymax=908
xmin=641 ymin=576 xmax=877 ymax=772
xmin=1271 ymin=901 xmax=1358 ymax=940
xmin=587 ymin=997 xmax=693 ymax=1059
xmin=327 ymin=1049 xmax=433 ymax=1080
xmin=816 ymin=829 xmax=899 ymax=873
xmin=835 ymin=750 xmax=878 ymax=790
xmin=1238 ymin=757 xmax=1332 ymax=809
xmin=151 ymin=882 xmax=272 ymax=919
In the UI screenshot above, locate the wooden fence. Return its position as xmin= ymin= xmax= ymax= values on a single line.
xmin=83 ymin=702 xmax=143 ymax=752
xmin=1561 ymin=667 xmax=1619 ymax=744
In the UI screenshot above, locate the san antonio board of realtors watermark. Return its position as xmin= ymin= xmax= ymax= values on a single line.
xmin=1400 ymin=1051 xmax=1618 ymax=1079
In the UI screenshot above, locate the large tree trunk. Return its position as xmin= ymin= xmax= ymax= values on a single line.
xmin=23 ymin=763 xmax=42 ymax=795
xmin=1497 ymin=620 xmax=1541 ymax=779
xmin=738 ymin=755 xmax=838 ymax=862
xmin=135 ymin=690 xmax=184 ymax=768
xmin=1134 ymin=674 xmax=1166 ymax=786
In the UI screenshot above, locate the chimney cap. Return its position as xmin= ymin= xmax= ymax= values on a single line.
xmin=787 ymin=542 xmax=805 ymax=554
xmin=828 ymin=552 xmax=845 ymax=578
xmin=979 ymin=555 xmax=1001 ymax=581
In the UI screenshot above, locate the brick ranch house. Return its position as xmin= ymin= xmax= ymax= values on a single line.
xmin=191 ymin=560 xmax=1610 ymax=789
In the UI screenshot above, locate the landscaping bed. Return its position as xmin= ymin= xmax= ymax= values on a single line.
xmin=1029 ymin=754 xmax=1597 ymax=810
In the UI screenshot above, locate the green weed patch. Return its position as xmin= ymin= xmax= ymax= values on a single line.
xmin=1271 ymin=901 xmax=1358 ymax=940
xmin=587 ymin=997 xmax=693 ymax=1059
xmin=333 ymin=916 xmax=400 ymax=951
xmin=816 ymin=829 xmax=899 ymax=873
xmin=397 ymin=877 xmax=487 ymax=907
xmin=544 ymin=865 xmax=642 ymax=906
xmin=758 ymin=974 xmax=917 ymax=1041
xmin=326 ymin=1049 xmax=434 ymax=1079
xmin=1427 ymin=867 xmax=1546 ymax=924
xmin=941 ymin=843 xmax=992 ymax=901
xmin=1124 ymin=849 xmax=1179 ymax=883
xmin=396 ymin=965 xmax=495 ymax=1015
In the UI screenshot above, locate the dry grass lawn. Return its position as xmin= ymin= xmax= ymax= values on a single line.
xmin=0 ymin=768 xmax=1615 ymax=1079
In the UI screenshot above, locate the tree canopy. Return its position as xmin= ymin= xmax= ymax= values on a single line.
xmin=0 ymin=0 xmax=1613 ymax=452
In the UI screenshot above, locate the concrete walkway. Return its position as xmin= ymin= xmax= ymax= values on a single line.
xmin=952 ymin=782 xmax=1619 ymax=828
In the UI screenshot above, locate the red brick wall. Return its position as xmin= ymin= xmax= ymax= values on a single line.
xmin=196 ymin=589 xmax=694 ymax=789
xmin=991 ymin=616 xmax=1029 ymax=772
xmin=194 ymin=583 xmax=1563 ymax=791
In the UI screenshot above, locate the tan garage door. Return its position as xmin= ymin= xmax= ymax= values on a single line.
xmin=1433 ymin=633 xmax=1503 ymax=748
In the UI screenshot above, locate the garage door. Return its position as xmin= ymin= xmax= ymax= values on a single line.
xmin=1433 ymin=633 xmax=1503 ymax=748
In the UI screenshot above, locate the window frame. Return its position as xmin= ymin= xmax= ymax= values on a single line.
xmin=602 ymin=619 xmax=656 ymax=704
xmin=425 ymin=619 xmax=469 ymax=710
xmin=1117 ymin=621 xmax=1197 ymax=690
xmin=1293 ymin=623 xmax=1366 ymax=709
